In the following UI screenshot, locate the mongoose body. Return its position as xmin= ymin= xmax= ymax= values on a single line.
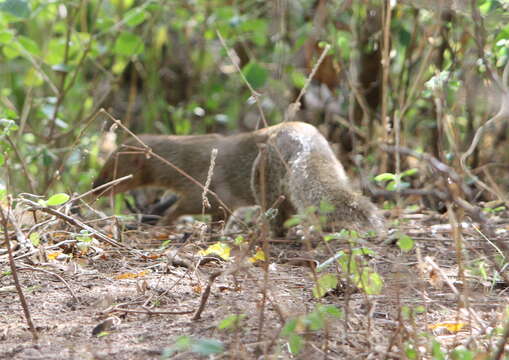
xmin=93 ymin=122 xmax=382 ymax=233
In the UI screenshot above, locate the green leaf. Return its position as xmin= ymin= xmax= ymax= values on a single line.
xmin=336 ymin=31 xmax=352 ymax=59
xmin=29 ymin=232 xmax=40 ymax=246
xmin=450 ymin=347 xmax=474 ymax=360
xmin=284 ymin=216 xmax=301 ymax=228
xmin=217 ymin=314 xmax=246 ymax=330
xmin=398 ymin=27 xmax=411 ymax=46
xmin=242 ymin=62 xmax=268 ymax=89
xmin=374 ymin=173 xmax=395 ymax=182
xmin=312 ymin=273 xmax=338 ymax=298
xmin=46 ymin=193 xmax=70 ymax=206
xmin=319 ymin=305 xmax=343 ymax=318
xmin=162 ymin=335 xmax=192 ymax=357
xmin=0 ymin=0 xmax=30 ymax=18
xmin=3 ymin=44 xmax=19 ymax=59
xmin=414 ymin=305 xmax=426 ymax=314
xmin=291 ymin=70 xmax=307 ymax=88
xmin=0 ymin=30 xmax=13 ymax=44
xmin=359 ymin=270 xmax=383 ymax=295
xmin=397 ymin=234 xmax=414 ymax=252
xmin=44 ymin=38 xmax=66 ymax=65
xmin=113 ymin=32 xmax=144 ymax=56
xmin=405 ymin=346 xmax=418 ymax=360
xmin=281 ymin=318 xmax=298 ymax=336
xmin=401 ymin=168 xmax=418 ymax=177
xmin=0 ymin=153 xmax=4 ymax=166
xmin=305 ymin=311 xmax=325 ymax=331
xmin=18 ymin=35 xmax=40 ymax=56
xmin=23 ymin=68 xmax=43 ymax=87
xmin=190 ymin=338 xmax=224 ymax=356
xmin=123 ymin=7 xmax=148 ymax=27
xmin=431 ymin=340 xmax=445 ymax=360
xmin=288 ymin=333 xmax=303 ymax=354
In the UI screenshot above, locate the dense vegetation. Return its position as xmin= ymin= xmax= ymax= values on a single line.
xmin=1 ymin=0 xmax=508 ymax=199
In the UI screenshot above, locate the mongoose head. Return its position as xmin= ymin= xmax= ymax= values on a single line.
xmin=92 ymin=147 xmax=148 ymax=196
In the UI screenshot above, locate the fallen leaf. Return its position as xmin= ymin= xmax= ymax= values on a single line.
xmin=248 ymin=248 xmax=266 ymax=263
xmin=115 ymin=270 xmax=149 ymax=280
xmin=198 ymin=242 xmax=231 ymax=260
xmin=429 ymin=322 xmax=466 ymax=333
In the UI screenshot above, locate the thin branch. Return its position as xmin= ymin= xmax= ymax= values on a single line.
xmin=285 ymin=43 xmax=331 ymax=122
xmin=192 ymin=270 xmax=222 ymax=320
xmin=74 ymin=174 xmax=133 ymax=202
xmin=0 ymin=204 xmax=38 ymax=341
xmin=216 ymin=30 xmax=268 ymax=128
xmin=18 ymin=265 xmax=78 ymax=303
xmin=21 ymin=198 xmax=134 ymax=251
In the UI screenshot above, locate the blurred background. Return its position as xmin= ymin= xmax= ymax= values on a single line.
xmin=1 ymin=0 xmax=508 ymax=208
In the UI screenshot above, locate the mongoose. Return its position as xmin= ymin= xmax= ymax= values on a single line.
xmin=93 ymin=122 xmax=383 ymax=234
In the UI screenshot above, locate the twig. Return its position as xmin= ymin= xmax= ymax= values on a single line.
xmin=6 ymin=206 xmax=32 ymax=250
xmin=18 ymin=265 xmax=78 ymax=303
xmin=44 ymin=106 xmax=108 ymax=192
xmin=0 ymin=204 xmax=38 ymax=341
xmin=202 ymin=148 xmax=218 ymax=213
xmin=381 ymin=145 xmax=471 ymax=197
xmin=192 ymin=270 xmax=222 ymax=320
xmin=425 ymin=257 xmax=484 ymax=326
xmin=216 ymin=30 xmax=268 ymax=128
xmin=285 ymin=43 xmax=331 ymax=122
xmin=111 ymin=307 xmax=194 ymax=316
xmin=13 ymin=239 xmax=77 ymax=261
xmin=5 ymin=135 xmax=36 ymax=193
xmin=380 ymin=0 xmax=393 ymax=174
xmin=73 ymin=174 xmax=133 ymax=202
xmin=21 ymin=198 xmax=133 ymax=251
xmin=256 ymin=144 xmax=269 ymax=346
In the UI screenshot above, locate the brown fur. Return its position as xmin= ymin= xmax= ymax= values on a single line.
xmin=93 ymin=122 xmax=382 ymax=234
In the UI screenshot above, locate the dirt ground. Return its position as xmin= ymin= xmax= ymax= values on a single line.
xmin=1 ymin=208 xmax=509 ymax=359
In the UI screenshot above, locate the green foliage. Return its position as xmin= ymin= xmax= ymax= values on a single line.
xmin=38 ymin=193 xmax=70 ymax=207
xmin=29 ymin=232 xmax=40 ymax=246
xmin=0 ymin=0 xmax=30 ymax=19
xmin=374 ymin=168 xmax=418 ymax=191
xmin=242 ymin=61 xmax=268 ymax=89
xmin=312 ymin=273 xmax=338 ymax=298
xmin=397 ymin=233 xmax=415 ymax=252
xmin=113 ymin=32 xmax=144 ymax=56
xmin=281 ymin=304 xmax=343 ymax=355
xmin=162 ymin=336 xmax=224 ymax=358
xmin=316 ymin=245 xmax=383 ymax=295
xmin=217 ymin=314 xmax=246 ymax=330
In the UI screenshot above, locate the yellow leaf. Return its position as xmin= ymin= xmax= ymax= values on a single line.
xmin=198 ymin=242 xmax=231 ymax=260
xmin=115 ymin=270 xmax=149 ymax=280
xmin=248 ymin=248 xmax=266 ymax=263
xmin=428 ymin=322 xmax=466 ymax=333
xmin=47 ymin=251 xmax=62 ymax=260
